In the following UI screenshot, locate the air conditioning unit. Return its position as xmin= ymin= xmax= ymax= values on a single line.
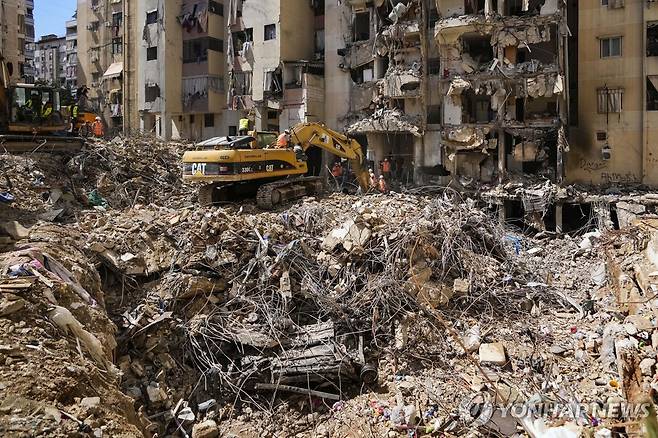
xmin=105 ymin=21 xmax=113 ymax=27
xmin=609 ymin=0 xmax=624 ymax=8
xmin=602 ymin=144 xmax=612 ymax=160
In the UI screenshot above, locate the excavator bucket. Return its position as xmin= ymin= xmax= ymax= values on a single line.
xmin=0 ymin=134 xmax=84 ymax=153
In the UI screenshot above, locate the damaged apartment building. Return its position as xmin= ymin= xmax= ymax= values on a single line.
xmin=435 ymin=0 xmax=571 ymax=229
xmin=328 ymin=0 xmax=441 ymax=185
xmin=227 ymin=0 xmax=325 ymax=145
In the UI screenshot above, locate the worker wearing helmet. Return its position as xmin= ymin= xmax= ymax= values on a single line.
xmin=91 ymin=116 xmax=104 ymax=138
xmin=276 ymin=129 xmax=291 ymax=149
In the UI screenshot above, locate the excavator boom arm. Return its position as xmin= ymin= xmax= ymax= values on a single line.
xmin=289 ymin=123 xmax=370 ymax=191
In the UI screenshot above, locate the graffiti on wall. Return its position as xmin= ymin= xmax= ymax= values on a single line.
xmin=601 ymin=172 xmax=640 ymax=184
xmin=577 ymin=158 xmax=608 ymax=172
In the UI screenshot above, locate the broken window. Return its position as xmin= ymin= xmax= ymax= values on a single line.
xmin=648 ymin=23 xmax=658 ymax=56
xmin=464 ymin=0 xmax=500 ymax=14
xmin=350 ymin=62 xmax=374 ymax=84
xmin=264 ymin=69 xmax=283 ymax=96
xmin=146 ymin=47 xmax=157 ymax=61
xmin=146 ymin=10 xmax=158 ymax=25
xmin=232 ymin=28 xmax=253 ymax=53
xmin=264 ymin=24 xmax=276 ymax=41
xmin=353 ymin=12 xmax=370 ymax=42
xmin=597 ymin=87 xmax=623 ymax=113
xmin=647 ymin=76 xmax=658 ymax=111
xmin=600 ymin=36 xmax=621 ymax=58
xmin=463 ymin=90 xmax=493 ymax=123
xmin=427 ymin=105 xmax=441 ymax=124
xmin=145 ymin=84 xmax=160 ymax=102
xmin=233 ymin=72 xmax=252 ymax=95
xmin=462 ymin=33 xmax=494 ymax=67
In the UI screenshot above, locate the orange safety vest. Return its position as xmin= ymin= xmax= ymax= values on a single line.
xmin=382 ymin=160 xmax=391 ymax=173
xmin=92 ymin=121 xmax=104 ymax=137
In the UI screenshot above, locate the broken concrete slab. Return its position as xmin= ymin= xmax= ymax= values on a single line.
xmin=479 ymin=343 xmax=507 ymax=366
xmin=0 ymin=221 xmax=29 ymax=240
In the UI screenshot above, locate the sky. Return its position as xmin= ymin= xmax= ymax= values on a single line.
xmin=34 ymin=0 xmax=77 ymax=40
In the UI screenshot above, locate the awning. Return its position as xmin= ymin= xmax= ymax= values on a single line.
xmin=103 ymin=62 xmax=123 ymax=79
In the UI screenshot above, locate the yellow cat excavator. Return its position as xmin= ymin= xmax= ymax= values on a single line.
xmin=0 ymin=50 xmax=84 ymax=153
xmin=182 ymin=122 xmax=371 ymax=209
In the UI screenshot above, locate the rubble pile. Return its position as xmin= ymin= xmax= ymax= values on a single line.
xmin=0 ymin=226 xmax=142 ymax=436
xmin=4 ymin=137 xmax=658 ymax=437
xmin=0 ymin=135 xmax=193 ymax=227
xmin=68 ymin=136 xmax=194 ymax=209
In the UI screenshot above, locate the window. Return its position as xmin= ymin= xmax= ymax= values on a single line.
xmin=232 ymin=28 xmax=253 ymax=52
xmin=427 ymin=105 xmax=441 ymax=124
xmin=145 ymin=84 xmax=160 ymax=102
xmin=648 ymin=77 xmax=658 ymax=111
xmin=112 ymin=12 xmax=123 ymax=27
xmin=597 ymin=87 xmax=623 ymax=113
xmin=18 ymin=14 xmax=25 ymax=34
xmin=648 ymin=23 xmax=658 ymax=56
xmin=190 ymin=114 xmax=195 ymax=123
xmin=209 ymin=0 xmax=223 ymax=15
xmin=204 ymin=113 xmax=215 ymax=127
xmin=112 ymin=37 xmax=122 ymax=54
xmin=183 ymin=38 xmax=223 ymax=63
xmin=428 ymin=58 xmax=441 ymax=75
xmin=601 ymin=0 xmax=608 ymax=5
xmin=146 ymin=10 xmax=158 ymax=25
xmin=264 ymin=24 xmax=276 ymax=41
xmin=600 ymin=36 xmax=622 ymax=58
xmin=146 ymin=46 xmax=157 ymax=61
xmin=228 ymin=125 xmax=237 ymax=136
xmin=596 ymin=131 xmax=608 ymax=141
xmin=354 ymin=12 xmax=370 ymax=42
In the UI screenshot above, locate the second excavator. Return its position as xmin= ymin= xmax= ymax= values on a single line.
xmin=182 ymin=122 xmax=371 ymax=209
xmin=0 ymin=50 xmax=84 ymax=153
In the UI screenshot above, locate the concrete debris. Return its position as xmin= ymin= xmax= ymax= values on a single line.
xmin=478 ymin=342 xmax=507 ymax=366
xmin=345 ymin=109 xmax=422 ymax=136
xmin=2 ymin=134 xmax=658 ymax=437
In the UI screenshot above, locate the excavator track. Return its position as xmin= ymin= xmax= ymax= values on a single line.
xmin=256 ymin=177 xmax=323 ymax=210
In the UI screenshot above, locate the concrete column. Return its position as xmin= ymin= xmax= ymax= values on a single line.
xmin=497 ymin=130 xmax=506 ymax=183
xmin=555 ymin=202 xmax=563 ymax=234
xmin=414 ymin=136 xmax=424 ymax=184
xmin=374 ymin=57 xmax=386 ymax=80
xmin=254 ymin=106 xmax=266 ymax=131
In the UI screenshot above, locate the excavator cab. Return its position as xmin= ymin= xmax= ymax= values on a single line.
xmin=0 ymin=50 xmax=83 ymax=153
xmin=8 ymin=84 xmax=66 ymax=132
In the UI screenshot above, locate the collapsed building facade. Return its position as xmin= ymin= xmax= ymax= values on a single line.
xmin=435 ymin=0 xmax=570 ymax=228
xmin=325 ymin=0 xmax=439 ymax=185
